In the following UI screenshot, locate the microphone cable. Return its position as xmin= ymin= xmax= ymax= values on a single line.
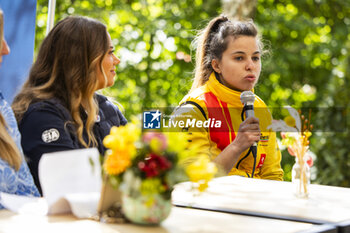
xmin=239 ymin=106 xmax=257 ymax=178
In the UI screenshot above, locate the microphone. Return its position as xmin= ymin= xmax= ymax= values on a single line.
xmin=240 ymin=91 xmax=258 ymax=178
xmin=240 ymin=91 xmax=255 ymax=119
xmin=240 ymin=91 xmax=257 ymax=147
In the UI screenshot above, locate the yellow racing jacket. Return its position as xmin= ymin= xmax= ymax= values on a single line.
xmin=173 ymin=73 xmax=283 ymax=180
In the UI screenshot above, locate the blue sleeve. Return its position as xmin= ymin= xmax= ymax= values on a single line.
xmin=0 ymin=93 xmax=40 ymax=199
xmin=0 ymin=158 xmax=40 ymax=202
xmin=116 ymin=106 xmax=127 ymax=126
xmin=15 ymin=160 xmax=40 ymax=197
xmin=101 ymin=96 xmax=127 ymax=126
xmin=19 ymin=103 xmax=79 ymax=193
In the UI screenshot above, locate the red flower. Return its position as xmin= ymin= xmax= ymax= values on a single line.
xmin=138 ymin=154 xmax=172 ymax=178
xmin=306 ymin=154 xmax=314 ymax=167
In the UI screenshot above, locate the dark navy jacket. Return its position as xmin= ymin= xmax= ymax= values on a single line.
xmin=19 ymin=94 xmax=127 ymax=194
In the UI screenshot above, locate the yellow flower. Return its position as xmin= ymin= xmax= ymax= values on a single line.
xmin=284 ymin=115 xmax=296 ymax=128
xmin=124 ymin=124 xmax=141 ymax=143
xmin=198 ymin=182 xmax=209 ymax=192
xmin=117 ymin=144 xmax=136 ymax=160
xmin=303 ymin=131 xmax=312 ymax=139
xmin=186 ymin=155 xmax=217 ymax=191
xmin=109 ymin=126 xmax=120 ymax=135
xmin=104 ymin=123 xmax=141 ymax=153
xmin=103 ymin=134 xmax=125 ymax=150
xmin=103 ymin=119 xmax=142 ymax=177
xmin=165 ymin=132 xmax=203 ymax=164
xmin=103 ymin=150 xmax=131 ymax=175
xmin=149 ymin=138 xmax=163 ymax=154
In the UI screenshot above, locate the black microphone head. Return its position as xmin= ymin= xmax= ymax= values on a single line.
xmin=240 ymin=91 xmax=255 ymax=106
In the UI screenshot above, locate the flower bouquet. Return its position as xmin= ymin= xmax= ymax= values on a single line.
xmin=102 ymin=119 xmax=217 ymax=224
xmin=268 ymin=106 xmax=313 ymax=198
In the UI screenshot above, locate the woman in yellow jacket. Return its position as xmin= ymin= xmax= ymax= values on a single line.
xmin=174 ymin=15 xmax=283 ymax=180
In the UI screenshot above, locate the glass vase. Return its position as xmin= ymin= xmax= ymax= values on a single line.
xmin=292 ymin=157 xmax=311 ymax=198
xmin=121 ymin=192 xmax=172 ymax=225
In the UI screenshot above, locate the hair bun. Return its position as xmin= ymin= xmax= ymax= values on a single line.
xmin=210 ymin=15 xmax=229 ymax=33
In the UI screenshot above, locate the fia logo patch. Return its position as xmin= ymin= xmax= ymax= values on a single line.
xmin=42 ymin=128 xmax=60 ymax=143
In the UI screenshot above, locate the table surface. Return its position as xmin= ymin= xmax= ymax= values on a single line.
xmin=172 ymin=176 xmax=350 ymax=225
xmin=0 ymin=206 xmax=330 ymax=233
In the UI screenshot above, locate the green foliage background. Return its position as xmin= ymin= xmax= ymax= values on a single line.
xmin=35 ymin=0 xmax=350 ymax=187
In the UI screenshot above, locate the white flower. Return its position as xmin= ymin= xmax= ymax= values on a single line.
xmin=267 ymin=119 xmax=298 ymax=132
xmin=284 ymin=106 xmax=301 ymax=132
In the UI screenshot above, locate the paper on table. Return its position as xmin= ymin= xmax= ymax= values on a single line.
xmin=38 ymin=148 xmax=102 ymax=217
xmin=0 ymin=192 xmax=48 ymax=215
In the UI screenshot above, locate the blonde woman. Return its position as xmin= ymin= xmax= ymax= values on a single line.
xmin=0 ymin=9 xmax=39 ymax=206
xmin=12 ymin=16 xmax=127 ymax=194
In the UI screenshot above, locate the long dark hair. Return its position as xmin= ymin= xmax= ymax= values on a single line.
xmin=12 ymin=16 xmax=110 ymax=148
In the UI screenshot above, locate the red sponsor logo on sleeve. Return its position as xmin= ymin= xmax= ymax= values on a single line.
xmin=257 ymin=154 xmax=266 ymax=168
